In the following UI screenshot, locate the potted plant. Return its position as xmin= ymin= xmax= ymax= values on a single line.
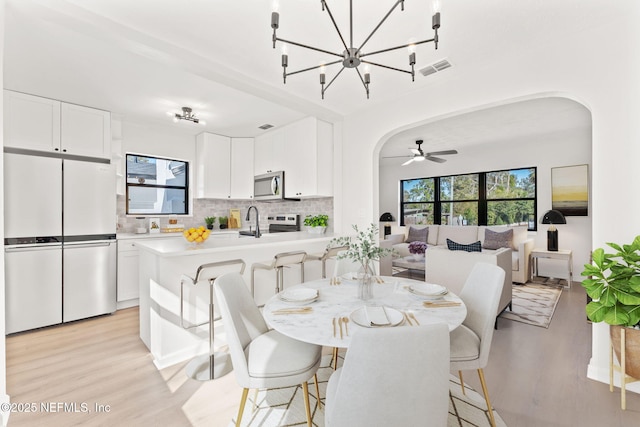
xmin=330 ymin=223 xmax=395 ymax=300
xmin=218 ymin=216 xmax=228 ymax=229
xmin=408 ymin=241 xmax=427 ymax=261
xmin=204 ymin=216 xmax=216 ymax=230
xmin=304 ymin=214 xmax=329 ymax=234
xmin=582 ymin=235 xmax=640 ymax=379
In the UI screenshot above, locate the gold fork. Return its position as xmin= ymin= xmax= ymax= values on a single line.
xmin=403 ymin=311 xmax=414 ymax=326
xmin=408 ymin=312 xmax=420 ymax=325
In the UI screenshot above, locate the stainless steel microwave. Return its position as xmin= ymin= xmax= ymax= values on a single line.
xmin=254 ymin=171 xmax=288 ymax=201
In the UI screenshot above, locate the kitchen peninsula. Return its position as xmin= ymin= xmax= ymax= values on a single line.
xmin=135 ymin=231 xmax=334 ymax=368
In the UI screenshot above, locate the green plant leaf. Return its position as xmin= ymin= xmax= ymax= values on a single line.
xmin=586 ymin=301 xmax=608 ymax=323
xmin=602 ymin=304 xmax=630 ymax=325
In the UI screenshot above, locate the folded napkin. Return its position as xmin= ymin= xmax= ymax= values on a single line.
xmin=365 ymin=306 xmax=390 ymax=326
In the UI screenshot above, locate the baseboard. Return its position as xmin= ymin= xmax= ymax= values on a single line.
xmin=587 ymin=362 xmax=640 ymax=393
xmin=116 ymin=298 xmax=139 ymax=310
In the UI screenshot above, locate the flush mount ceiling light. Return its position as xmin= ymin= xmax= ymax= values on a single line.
xmin=270 ymin=0 xmax=441 ymax=99
xmin=168 ymin=107 xmax=206 ymax=125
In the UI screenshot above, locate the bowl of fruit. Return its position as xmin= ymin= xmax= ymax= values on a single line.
xmin=183 ymin=226 xmax=211 ymax=245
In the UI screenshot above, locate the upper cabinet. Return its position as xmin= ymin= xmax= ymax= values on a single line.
xmin=3 ymin=90 xmax=111 ymax=160
xmin=195 ymin=133 xmax=254 ymax=199
xmin=254 ymin=117 xmax=333 ymax=198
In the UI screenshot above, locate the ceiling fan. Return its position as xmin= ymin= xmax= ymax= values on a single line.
xmin=385 ymin=140 xmax=458 ymax=166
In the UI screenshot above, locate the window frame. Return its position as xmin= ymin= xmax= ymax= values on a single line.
xmin=125 ymin=153 xmax=190 ymax=216
xmin=399 ymin=167 xmax=537 ymax=231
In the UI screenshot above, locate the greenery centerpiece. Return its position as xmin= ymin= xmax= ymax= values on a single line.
xmin=581 ymin=236 xmax=640 ymax=379
xmin=330 ymin=223 xmax=395 ymax=300
xmin=204 ymin=216 xmax=216 ymax=230
xmin=304 ymin=214 xmax=329 ymax=234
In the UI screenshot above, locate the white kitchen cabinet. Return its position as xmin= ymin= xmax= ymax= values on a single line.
xmin=253 ymin=128 xmax=285 ymax=175
xmin=117 ymin=240 xmax=140 ymax=303
xmin=61 ymin=102 xmax=111 ymax=158
xmin=195 ymin=133 xmax=231 ymax=199
xmin=3 ymin=90 xmax=61 ymax=152
xmin=3 ymin=89 xmax=111 ymax=159
xmin=196 ymin=133 xmax=253 ymax=199
xmin=230 ymin=137 xmax=254 ymax=199
xmin=282 ymin=117 xmax=333 ymax=198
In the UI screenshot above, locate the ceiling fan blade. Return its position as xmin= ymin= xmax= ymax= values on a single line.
xmin=382 ymin=155 xmax=412 ymax=159
xmin=402 ymin=158 xmax=415 ymax=166
xmin=426 ymin=156 xmax=447 ymax=163
xmin=410 ymin=148 xmax=422 ymax=155
xmin=426 ymin=149 xmax=458 ymax=156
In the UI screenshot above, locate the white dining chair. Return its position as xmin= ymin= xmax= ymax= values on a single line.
xmin=305 ymin=245 xmax=349 ymax=278
xmin=325 ymin=323 xmax=450 ymax=427
xmin=450 ymin=262 xmax=505 ymax=427
xmin=332 ymin=250 xmax=371 ymax=278
xmin=213 ymin=272 xmax=322 ymax=427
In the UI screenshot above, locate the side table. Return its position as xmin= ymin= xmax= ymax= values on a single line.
xmin=530 ymin=248 xmax=573 ymax=288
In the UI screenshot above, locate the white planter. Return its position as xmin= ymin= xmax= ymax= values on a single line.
xmin=307 ymin=226 xmax=327 ymax=234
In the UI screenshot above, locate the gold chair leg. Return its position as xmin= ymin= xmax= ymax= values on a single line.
xmin=610 ymin=340 xmax=614 ymax=392
xmin=236 ymin=388 xmax=249 ymax=427
xmin=313 ymin=374 xmax=322 ymax=408
xmin=477 ymin=368 xmax=496 ymax=427
xmin=302 ymin=381 xmax=313 ymax=427
xmin=622 ymin=328 xmax=627 ymax=410
xmin=458 ymin=371 xmax=466 ymax=395
xmin=332 ymin=347 xmax=339 ymax=370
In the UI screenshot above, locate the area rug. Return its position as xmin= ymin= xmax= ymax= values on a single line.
xmin=499 ymin=282 xmax=563 ymax=328
xmin=229 ymin=354 xmax=506 ymax=427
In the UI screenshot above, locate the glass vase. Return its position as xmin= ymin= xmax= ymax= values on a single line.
xmin=357 ymin=261 xmax=375 ymax=301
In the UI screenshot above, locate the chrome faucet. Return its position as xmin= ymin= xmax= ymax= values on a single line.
xmin=246 ymin=206 xmax=261 ymax=238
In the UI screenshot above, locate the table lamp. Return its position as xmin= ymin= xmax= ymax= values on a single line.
xmin=379 ymin=212 xmax=395 ymax=237
xmin=541 ymin=209 xmax=566 ymax=251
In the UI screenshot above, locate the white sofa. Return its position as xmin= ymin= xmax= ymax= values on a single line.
xmin=386 ymin=224 xmax=533 ymax=318
xmin=387 ymin=224 xmax=533 ymax=284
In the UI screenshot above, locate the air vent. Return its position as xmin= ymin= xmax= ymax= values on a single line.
xmin=418 ymin=58 xmax=452 ymax=77
xmin=259 ymin=124 xmax=274 ymax=130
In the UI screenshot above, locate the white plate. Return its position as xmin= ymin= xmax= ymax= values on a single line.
xmin=350 ymin=306 xmax=404 ymax=328
xmin=408 ymin=283 xmax=448 ymax=297
xmin=279 ymin=288 xmax=318 ymax=303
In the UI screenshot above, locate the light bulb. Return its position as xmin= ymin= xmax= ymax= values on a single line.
xmin=319 ymin=63 xmax=326 ymax=74
xmin=407 ymin=44 xmax=416 ymax=54
xmin=432 ymin=0 xmax=441 ymax=14
xmin=281 ymin=43 xmax=287 ymax=55
xmin=272 ymin=0 xmax=279 ymax=12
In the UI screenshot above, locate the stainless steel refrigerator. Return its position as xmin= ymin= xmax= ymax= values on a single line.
xmin=4 ymin=151 xmax=116 ymax=334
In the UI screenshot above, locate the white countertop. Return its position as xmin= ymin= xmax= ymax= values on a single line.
xmin=134 ymin=231 xmax=336 ymax=257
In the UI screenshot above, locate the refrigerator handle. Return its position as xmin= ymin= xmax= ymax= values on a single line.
xmin=64 ymin=242 xmax=114 ymax=248
xmin=5 ymin=245 xmax=61 ymax=253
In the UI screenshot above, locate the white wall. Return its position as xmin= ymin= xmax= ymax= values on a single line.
xmin=0 ymin=1 xmax=8 ymax=423
xmin=379 ymin=120 xmax=592 ymax=279
xmin=338 ymin=4 xmax=640 ymax=391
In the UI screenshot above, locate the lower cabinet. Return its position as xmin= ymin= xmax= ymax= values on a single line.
xmin=117 ymin=240 xmax=140 ymax=304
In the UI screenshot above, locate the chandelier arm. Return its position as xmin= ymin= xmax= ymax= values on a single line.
xmin=360 ymin=38 xmax=436 ymax=58
xmin=354 ymin=67 xmax=370 ymax=98
xmin=321 ymin=0 xmax=350 ymax=52
xmin=357 ymin=0 xmax=404 ymax=53
xmin=323 ymin=66 xmax=346 ymax=94
xmin=275 ymin=37 xmax=343 ymax=58
xmin=286 ymin=60 xmax=342 ymax=77
xmin=361 ymin=60 xmax=412 ymax=75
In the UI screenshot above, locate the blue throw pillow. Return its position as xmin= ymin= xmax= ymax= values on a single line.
xmin=446 ymin=238 xmax=482 ymax=252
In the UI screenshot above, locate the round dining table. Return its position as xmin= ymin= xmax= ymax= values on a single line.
xmin=262 ymin=275 xmax=467 ymax=349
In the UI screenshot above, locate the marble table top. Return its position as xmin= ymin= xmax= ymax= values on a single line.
xmin=263 ymin=276 xmax=467 ymax=348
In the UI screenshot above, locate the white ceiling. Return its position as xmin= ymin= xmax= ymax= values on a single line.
xmin=3 ymin=0 xmax=601 ymax=140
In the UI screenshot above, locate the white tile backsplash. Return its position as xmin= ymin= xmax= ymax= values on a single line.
xmin=117 ymin=196 xmax=333 ymax=233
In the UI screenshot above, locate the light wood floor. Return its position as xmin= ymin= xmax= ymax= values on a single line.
xmin=6 ymin=284 xmax=640 ymax=426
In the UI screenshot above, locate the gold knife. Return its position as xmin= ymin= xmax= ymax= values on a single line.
xmin=403 ymin=312 xmax=413 ymax=326
xmin=338 ymin=317 xmax=343 ymax=339
xmin=332 ymin=317 xmax=336 ymax=337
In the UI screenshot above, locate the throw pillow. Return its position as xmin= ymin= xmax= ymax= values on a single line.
xmin=446 ymin=238 xmax=482 ymax=252
xmin=483 ymin=228 xmax=514 ymax=250
xmin=406 ymin=226 xmax=429 ymax=243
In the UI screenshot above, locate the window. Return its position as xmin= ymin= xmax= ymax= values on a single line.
xmin=126 ymin=154 xmax=189 ymax=215
xmin=401 ymin=178 xmax=435 ymax=225
xmin=400 ymin=167 xmax=536 ymax=230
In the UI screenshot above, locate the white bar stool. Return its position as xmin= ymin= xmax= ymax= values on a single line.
xmin=180 ymin=258 xmax=246 ymax=381
xmin=305 ymin=245 xmax=349 ymax=278
xmin=250 ymin=250 xmax=307 ymax=300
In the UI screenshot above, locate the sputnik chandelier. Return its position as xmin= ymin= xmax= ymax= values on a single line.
xmin=270 ymin=0 xmax=441 ymax=99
